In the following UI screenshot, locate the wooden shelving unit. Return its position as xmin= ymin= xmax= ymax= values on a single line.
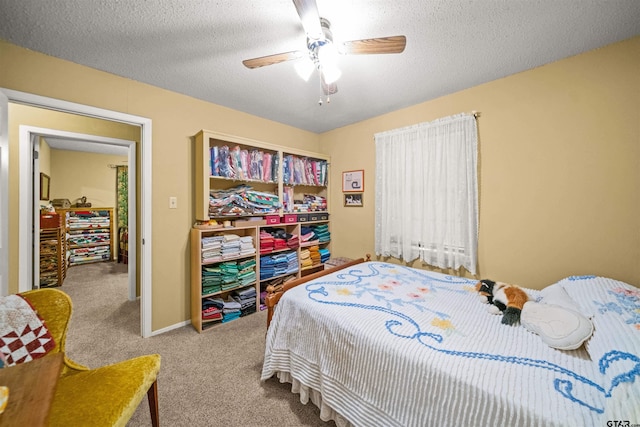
xmin=194 ymin=130 xmax=330 ymax=221
xmin=57 ymin=207 xmax=114 ymax=266
xmin=190 ymin=226 xmax=258 ymax=332
xmin=190 ymin=219 xmax=331 ymax=332
xmin=39 ymin=226 xmax=66 ymax=287
xmin=191 ymin=130 xmax=332 ymax=332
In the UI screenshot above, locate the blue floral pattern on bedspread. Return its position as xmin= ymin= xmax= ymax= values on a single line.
xmin=595 ymin=287 xmax=640 ymax=329
xmin=302 ymin=262 xmax=640 ymax=414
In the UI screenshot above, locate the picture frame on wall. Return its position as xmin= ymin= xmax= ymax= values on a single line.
xmin=342 ymin=170 xmax=364 ymax=192
xmin=344 ymin=193 xmax=363 ymax=207
xmin=40 ymin=173 xmax=50 ymax=200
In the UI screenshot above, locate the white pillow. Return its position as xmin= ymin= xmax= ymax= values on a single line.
xmin=521 ymin=301 xmax=594 ymax=350
xmin=539 ymin=283 xmax=592 ymax=317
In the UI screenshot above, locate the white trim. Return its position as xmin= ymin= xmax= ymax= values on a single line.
xmin=18 ymin=127 xmax=31 ymax=291
xmin=32 ymin=133 xmax=40 ymax=289
xmin=140 ymin=117 xmax=152 ymax=336
xmin=127 ymin=145 xmax=137 ymax=301
xmin=150 ymin=320 xmax=190 ymax=336
xmin=0 ymin=88 xmax=153 ymax=338
xmin=0 ymin=91 xmax=7 ymax=296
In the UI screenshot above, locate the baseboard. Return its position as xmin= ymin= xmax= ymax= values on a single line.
xmin=151 ymin=320 xmax=191 ymax=336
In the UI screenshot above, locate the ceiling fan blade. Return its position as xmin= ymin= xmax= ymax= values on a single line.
xmin=292 ymin=0 xmax=323 ymax=40
xmin=242 ymin=50 xmax=305 ymax=69
xmin=340 ymin=35 xmax=406 ymax=55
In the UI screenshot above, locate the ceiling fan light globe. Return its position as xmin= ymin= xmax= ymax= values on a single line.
xmin=317 ymin=43 xmax=339 ymax=68
xmin=295 ymin=59 xmax=315 ymax=81
xmin=322 ymin=66 xmax=341 ymax=84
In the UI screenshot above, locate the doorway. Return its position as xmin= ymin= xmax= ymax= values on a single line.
xmin=26 ymin=126 xmax=136 ymax=301
xmin=0 ymin=88 xmax=153 ymax=337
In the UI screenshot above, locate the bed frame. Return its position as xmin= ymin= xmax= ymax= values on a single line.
xmin=265 ymin=254 xmax=371 ymax=328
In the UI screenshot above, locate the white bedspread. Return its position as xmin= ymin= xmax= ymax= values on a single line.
xmin=261 ymin=262 xmax=640 ymax=426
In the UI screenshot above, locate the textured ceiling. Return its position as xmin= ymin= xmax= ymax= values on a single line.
xmin=1 ymin=0 xmax=639 ymax=133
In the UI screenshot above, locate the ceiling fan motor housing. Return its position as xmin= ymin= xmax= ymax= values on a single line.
xmin=307 ymin=18 xmax=334 ymax=67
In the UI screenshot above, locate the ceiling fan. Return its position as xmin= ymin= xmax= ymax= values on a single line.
xmin=242 ymin=0 xmax=406 ymax=103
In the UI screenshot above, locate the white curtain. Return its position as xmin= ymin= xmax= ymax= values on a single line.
xmin=374 ymin=113 xmax=478 ymax=274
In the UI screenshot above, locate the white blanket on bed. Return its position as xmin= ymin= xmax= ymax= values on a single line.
xmin=262 ymin=262 xmax=640 ymax=427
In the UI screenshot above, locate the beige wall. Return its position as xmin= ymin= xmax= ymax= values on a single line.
xmin=49 ymin=149 xmax=127 ymax=209
xmin=322 ymin=36 xmax=640 ymax=289
xmin=1 ymin=39 xmax=320 ymax=331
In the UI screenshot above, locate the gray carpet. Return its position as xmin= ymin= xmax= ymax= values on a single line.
xmin=60 ymin=262 xmax=333 ymax=427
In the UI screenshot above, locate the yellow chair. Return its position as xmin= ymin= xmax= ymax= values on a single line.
xmin=20 ymin=288 xmax=161 ymax=427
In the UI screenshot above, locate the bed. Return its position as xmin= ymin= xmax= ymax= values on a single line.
xmin=262 ymin=260 xmax=640 ymax=426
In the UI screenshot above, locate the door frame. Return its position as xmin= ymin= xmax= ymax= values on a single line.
xmin=0 ymin=88 xmax=153 ymax=338
xmin=23 ymin=126 xmax=136 ymax=300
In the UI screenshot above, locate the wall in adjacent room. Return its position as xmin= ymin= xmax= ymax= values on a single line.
xmin=49 ymin=149 xmax=127 ymax=209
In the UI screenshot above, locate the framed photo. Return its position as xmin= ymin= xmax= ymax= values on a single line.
xmin=344 ymin=193 xmax=363 ymax=207
xmin=342 ymin=169 xmax=364 ymax=192
xmin=40 ymin=173 xmax=50 ymax=200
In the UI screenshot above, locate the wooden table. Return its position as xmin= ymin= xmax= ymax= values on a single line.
xmin=0 ymin=353 xmax=63 ymax=426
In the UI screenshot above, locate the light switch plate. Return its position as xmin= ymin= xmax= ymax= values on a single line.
xmin=169 ymin=196 xmax=177 ymax=209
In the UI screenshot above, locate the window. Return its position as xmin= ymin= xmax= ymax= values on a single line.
xmin=374 ymin=113 xmax=478 ymax=274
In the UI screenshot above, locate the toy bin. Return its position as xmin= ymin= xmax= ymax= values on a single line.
xmin=283 ymin=214 xmax=297 ymax=223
